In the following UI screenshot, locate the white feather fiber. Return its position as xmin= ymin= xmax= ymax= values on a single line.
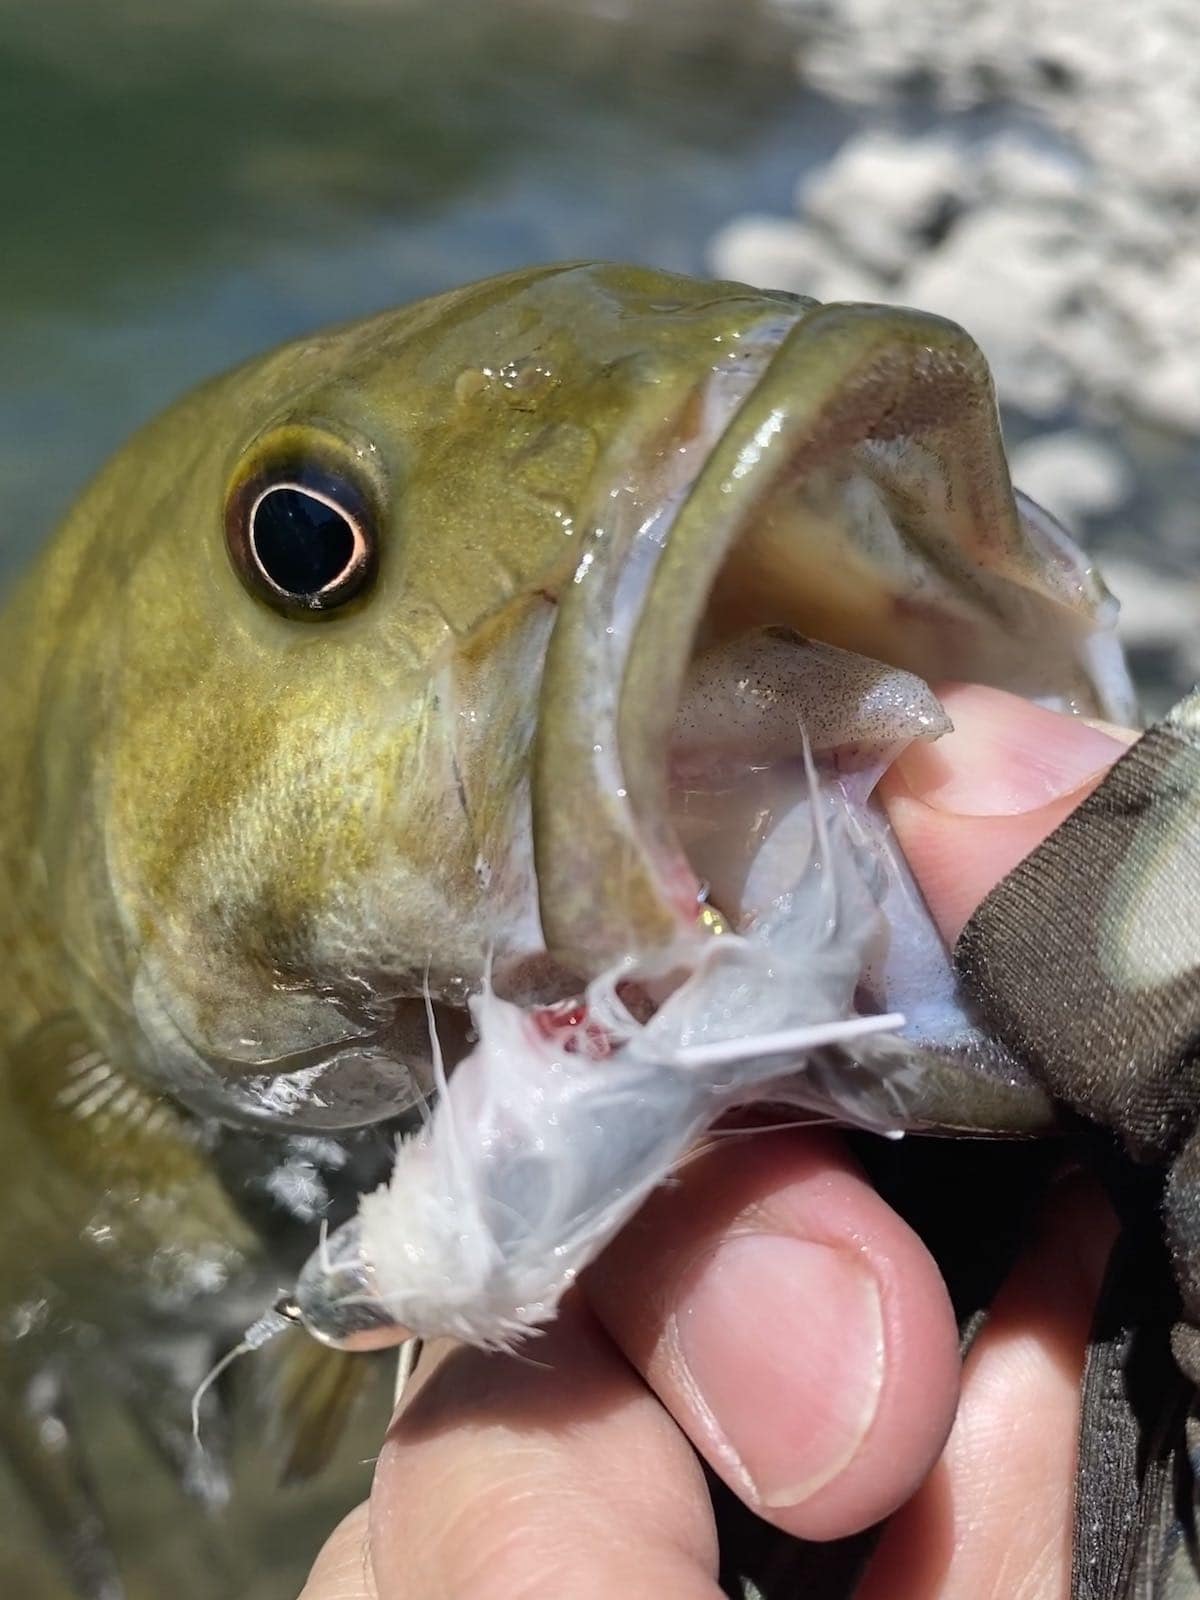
xmin=356 ymin=977 xmax=906 ymax=1349
xmin=343 ymin=777 xmax=918 ymax=1350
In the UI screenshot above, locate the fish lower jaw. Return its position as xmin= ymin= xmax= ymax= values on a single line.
xmin=290 ymin=638 xmax=969 ymax=1355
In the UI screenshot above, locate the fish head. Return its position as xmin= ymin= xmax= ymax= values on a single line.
xmin=31 ymin=264 xmax=1132 ymax=1139
xmin=36 ymin=264 xmax=828 ymax=1127
xmin=278 ymin=287 xmax=1143 ymax=1353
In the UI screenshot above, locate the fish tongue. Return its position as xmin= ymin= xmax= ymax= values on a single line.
xmin=668 ymin=627 xmax=949 ymax=932
xmin=672 ymin=627 xmax=950 ymax=772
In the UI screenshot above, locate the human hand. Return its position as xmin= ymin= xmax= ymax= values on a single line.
xmin=301 ymin=684 xmax=1133 ymax=1600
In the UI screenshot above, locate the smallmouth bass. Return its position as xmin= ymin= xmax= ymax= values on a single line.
xmin=0 ymin=263 xmax=1147 ymax=1598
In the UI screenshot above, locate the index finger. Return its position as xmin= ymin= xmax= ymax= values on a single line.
xmin=302 ymin=1301 xmax=724 ymax=1600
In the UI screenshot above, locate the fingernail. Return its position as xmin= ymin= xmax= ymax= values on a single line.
xmin=673 ymin=1234 xmax=884 ymax=1509
xmin=894 ymin=683 xmax=1130 ymax=816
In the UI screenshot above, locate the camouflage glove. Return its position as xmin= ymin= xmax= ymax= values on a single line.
xmin=958 ymin=689 xmax=1200 ymax=1600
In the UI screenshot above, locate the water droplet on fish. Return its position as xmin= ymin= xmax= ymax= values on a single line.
xmin=535 ymin=492 xmax=575 ymax=533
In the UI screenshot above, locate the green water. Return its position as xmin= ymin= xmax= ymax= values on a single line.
xmin=0 ymin=0 xmax=846 ymax=589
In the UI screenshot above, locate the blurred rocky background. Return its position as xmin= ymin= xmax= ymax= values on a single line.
xmin=714 ymin=0 xmax=1200 ymax=715
xmin=3 ymin=0 xmax=1196 ymax=712
xmin=0 ymin=0 xmax=812 ymax=587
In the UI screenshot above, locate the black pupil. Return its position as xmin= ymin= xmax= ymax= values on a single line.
xmin=252 ymin=487 xmax=356 ymax=596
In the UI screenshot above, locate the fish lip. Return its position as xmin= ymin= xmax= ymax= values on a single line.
xmin=130 ymin=966 xmax=448 ymax=1131
xmin=531 ymin=308 xmax=807 ymax=977
xmin=534 ymin=299 xmax=1130 ymax=996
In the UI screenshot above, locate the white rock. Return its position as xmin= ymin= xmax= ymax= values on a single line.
xmin=1100 ymin=557 xmax=1200 ymax=650
xmin=708 ymin=215 xmax=820 ymax=295
xmin=799 ymin=132 xmax=971 ymax=278
xmin=977 ymin=133 xmax=1082 ymax=205
xmin=707 ymin=216 xmax=879 ymax=304
xmin=903 ymin=208 xmax=1084 ymax=415
xmin=729 ymin=0 xmax=1200 ymax=439
xmin=1010 ymin=431 xmax=1132 ymax=524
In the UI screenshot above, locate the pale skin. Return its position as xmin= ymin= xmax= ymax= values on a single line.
xmin=300 ymin=683 xmax=1135 ymax=1600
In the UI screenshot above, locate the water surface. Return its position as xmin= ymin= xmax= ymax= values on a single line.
xmin=0 ymin=0 xmax=844 ymax=587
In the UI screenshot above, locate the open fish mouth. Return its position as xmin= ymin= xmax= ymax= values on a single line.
xmin=294 ymin=300 xmax=1134 ymax=1351
xmin=529 ymin=297 xmax=1131 ymax=1124
xmin=535 ymin=300 xmax=1128 ymax=979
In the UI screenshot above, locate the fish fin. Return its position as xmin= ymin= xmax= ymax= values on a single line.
xmin=0 ymin=1019 xmax=261 ymax=1596
xmin=4 ymin=1011 xmax=256 ymax=1272
xmin=266 ymin=1330 xmax=382 ymax=1485
xmin=0 ymin=1360 xmax=124 ymax=1600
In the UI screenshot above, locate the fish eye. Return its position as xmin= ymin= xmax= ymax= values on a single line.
xmin=250 ymin=483 xmax=364 ymax=598
xmin=225 ymin=456 xmax=378 ymax=617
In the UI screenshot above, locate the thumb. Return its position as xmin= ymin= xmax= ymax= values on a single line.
xmin=878 ymin=683 xmax=1138 ymax=946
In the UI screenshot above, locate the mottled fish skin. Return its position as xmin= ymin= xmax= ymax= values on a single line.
xmin=0 ymin=263 xmax=1131 ymax=1597
xmin=0 ymin=266 xmax=818 ymax=1135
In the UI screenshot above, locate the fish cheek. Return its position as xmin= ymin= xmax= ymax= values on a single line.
xmin=114 ymin=678 xmax=492 ymax=1070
